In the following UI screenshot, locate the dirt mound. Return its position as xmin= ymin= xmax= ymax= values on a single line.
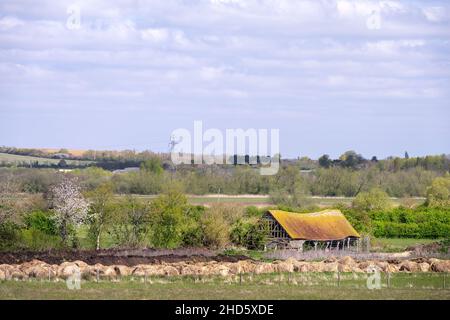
xmin=0 ymin=249 xmax=250 ymax=266
xmin=407 ymin=240 xmax=450 ymax=255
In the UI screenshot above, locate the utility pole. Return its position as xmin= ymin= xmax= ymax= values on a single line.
xmin=168 ymin=135 xmax=182 ymax=179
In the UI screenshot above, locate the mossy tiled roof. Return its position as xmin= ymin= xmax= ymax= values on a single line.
xmin=267 ymin=209 xmax=360 ymax=241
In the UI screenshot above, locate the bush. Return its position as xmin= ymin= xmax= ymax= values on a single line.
xmin=342 ymin=208 xmax=373 ymax=234
xmin=181 ymin=206 xmax=204 ymax=247
xmin=149 ymin=190 xmax=189 ymax=248
xmin=426 ymin=175 xmax=450 ymax=208
xmin=352 ymin=188 xmax=392 ymax=211
xmin=244 ymin=206 xmax=266 ymax=218
xmin=24 ymin=210 xmax=58 ymax=235
xmin=200 ymin=208 xmax=230 ymax=249
xmin=0 ymin=222 xmax=21 ymax=250
xmin=19 ymin=228 xmax=63 ymax=250
xmin=230 ymin=217 xmax=267 ymax=249
xmin=108 ymin=196 xmax=151 ymax=248
xmin=370 ymin=207 xmax=450 ymax=238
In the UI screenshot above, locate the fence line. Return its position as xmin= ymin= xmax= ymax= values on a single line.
xmin=4 ymin=271 xmax=449 ymax=291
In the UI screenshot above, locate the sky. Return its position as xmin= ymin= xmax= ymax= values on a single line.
xmin=0 ymin=0 xmax=449 ymax=159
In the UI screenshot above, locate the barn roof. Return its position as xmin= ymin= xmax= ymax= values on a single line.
xmin=267 ymin=209 xmax=360 ymax=241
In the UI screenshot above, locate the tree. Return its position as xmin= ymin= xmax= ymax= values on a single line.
xmin=149 ymin=189 xmax=189 ymax=248
xmin=201 ymin=206 xmax=230 ymax=248
xmin=318 ymin=154 xmax=332 ymax=168
xmin=86 ymin=183 xmax=114 ymax=250
xmin=352 ymin=188 xmax=392 ymax=212
xmin=426 ymin=175 xmax=450 ymax=208
xmin=404 ymin=151 xmax=410 ymax=159
xmin=49 ymin=178 xmax=89 ymax=244
xmin=339 ymin=150 xmax=365 ymax=169
xmin=109 ymin=196 xmax=150 ymax=247
xmin=270 ymin=166 xmax=311 ymax=208
xmin=140 ymin=157 xmax=163 ymax=175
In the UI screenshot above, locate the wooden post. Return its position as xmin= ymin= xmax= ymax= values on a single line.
xmin=387 ymin=272 xmax=391 ymax=288
xmin=144 ymin=270 xmax=147 ymax=284
xmin=96 ymin=268 xmax=99 ymax=283
xmin=444 ymin=273 xmax=446 ymax=290
xmin=337 ymin=271 xmax=341 ymax=287
xmin=239 ymin=272 xmax=242 ymax=286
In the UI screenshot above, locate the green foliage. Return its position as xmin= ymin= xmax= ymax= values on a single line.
xmin=24 ymin=210 xmax=58 ymax=235
xmin=0 ymin=222 xmax=21 ymax=250
xmin=342 ymin=204 xmax=450 ymax=239
xmin=342 ymin=208 xmax=373 ymax=235
xmin=19 ymin=228 xmax=63 ymax=250
xmin=352 ymin=188 xmax=392 ymax=211
xmin=179 ymin=205 xmax=205 ymax=247
xmin=149 ymin=190 xmax=189 ymax=248
xmin=370 ymin=207 xmax=450 ymax=238
xmin=140 ymin=157 xmax=163 ymax=175
xmin=113 ymin=171 xmax=167 ymax=194
xmin=270 ymin=166 xmax=312 ymax=208
xmin=426 ymin=175 xmax=450 ymax=208
xmin=85 ymin=183 xmax=115 ymax=249
xmin=339 ymin=150 xmax=365 ymax=169
xmin=318 ymin=154 xmax=332 ymax=168
xmin=2 ymin=153 xmax=448 ymax=198
xmin=200 ymin=206 xmax=230 ymax=249
xmin=1 ymin=211 xmax=63 ymax=251
xmin=72 ymin=166 xmax=112 ymax=190
xmin=244 ymin=206 xmax=266 ymax=218
xmin=108 ymin=196 xmax=151 ymax=247
xmin=230 ymin=217 xmax=267 ymax=249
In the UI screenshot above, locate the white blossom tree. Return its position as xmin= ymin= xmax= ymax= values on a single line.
xmin=50 ymin=178 xmax=89 ymax=244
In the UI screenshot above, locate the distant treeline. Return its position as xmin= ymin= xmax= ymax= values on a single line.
xmin=0 ymin=164 xmax=446 ymax=198
xmin=0 ymin=146 xmax=166 ymax=163
xmin=1 ymin=147 xmax=449 ymax=172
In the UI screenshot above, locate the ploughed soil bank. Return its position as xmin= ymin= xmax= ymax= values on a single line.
xmin=0 ymin=248 xmax=249 ymax=266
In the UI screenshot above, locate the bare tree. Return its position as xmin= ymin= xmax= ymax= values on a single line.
xmin=49 ymin=177 xmax=89 ymax=244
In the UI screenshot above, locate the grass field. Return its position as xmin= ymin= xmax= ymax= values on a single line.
xmin=0 ymin=153 xmax=92 ymax=166
xmin=115 ymin=194 xmax=425 ymax=207
xmin=1 ymin=273 xmax=449 ymax=300
xmin=372 ymin=238 xmax=439 ymax=252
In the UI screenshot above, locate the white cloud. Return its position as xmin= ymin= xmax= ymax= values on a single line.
xmin=423 ymin=6 xmax=447 ymax=22
xmin=0 ymin=16 xmax=24 ymax=30
xmin=141 ymin=28 xmax=169 ymax=42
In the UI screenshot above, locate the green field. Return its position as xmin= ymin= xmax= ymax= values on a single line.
xmin=372 ymin=238 xmax=439 ymax=252
xmin=1 ymin=272 xmax=449 ymax=300
xmin=6 ymin=192 xmax=427 ymax=208
xmin=0 ymin=153 xmax=92 ymax=166
xmin=115 ymin=194 xmax=272 ymax=206
xmin=114 ymin=195 xmax=425 ymax=207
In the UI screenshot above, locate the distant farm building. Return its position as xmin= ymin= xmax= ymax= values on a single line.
xmin=262 ymin=209 xmax=360 ymax=251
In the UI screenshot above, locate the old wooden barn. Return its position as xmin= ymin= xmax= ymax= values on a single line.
xmin=262 ymin=209 xmax=361 ymax=251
